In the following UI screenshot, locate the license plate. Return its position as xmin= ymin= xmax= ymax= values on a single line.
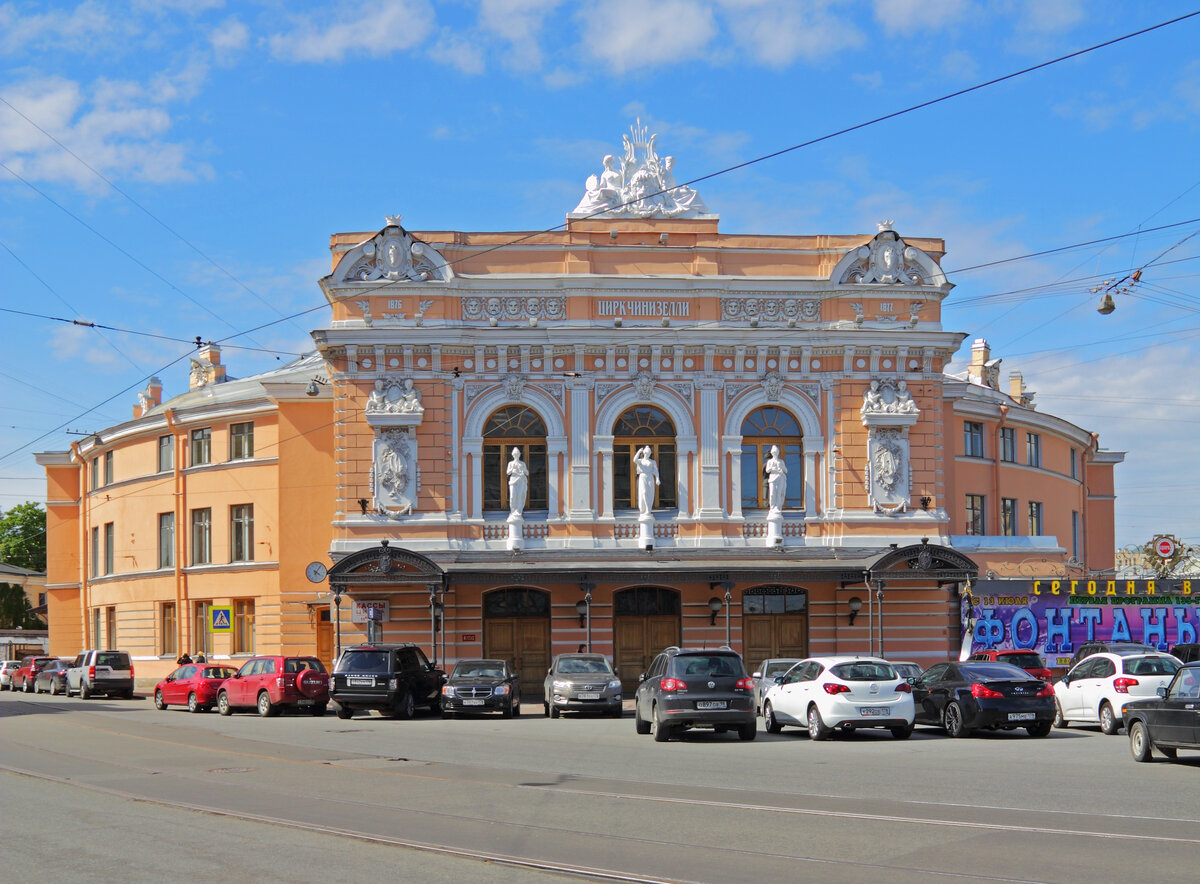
xmin=297 ymin=699 xmax=314 ymax=706
xmin=1008 ymin=712 xmax=1036 ymax=721
xmin=347 ymin=677 xmax=374 ymax=686
xmin=463 ymin=699 xmax=485 ymax=706
xmin=577 ymin=692 xmax=600 ymax=700
xmin=860 ymin=707 xmax=890 ymax=716
xmin=696 ymin=700 xmax=727 ymax=710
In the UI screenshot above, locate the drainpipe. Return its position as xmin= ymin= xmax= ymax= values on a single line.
xmin=164 ymin=409 xmax=187 ymax=655
xmin=70 ymin=441 xmax=88 ymax=648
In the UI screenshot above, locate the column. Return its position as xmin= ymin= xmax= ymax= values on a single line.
xmin=567 ymin=379 xmax=595 ymax=520
xmin=695 ymin=377 xmax=723 ymax=519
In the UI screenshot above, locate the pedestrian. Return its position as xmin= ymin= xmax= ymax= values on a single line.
xmin=194 ymin=652 xmax=206 ymax=664
xmin=176 ymin=652 xmax=192 ymax=665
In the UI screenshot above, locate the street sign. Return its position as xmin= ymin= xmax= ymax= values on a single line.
xmin=1155 ymin=536 xmax=1176 ymax=558
xmin=210 ymin=606 xmax=233 ymax=633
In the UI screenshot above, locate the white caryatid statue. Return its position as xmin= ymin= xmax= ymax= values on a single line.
xmin=764 ymin=445 xmax=788 ymax=513
xmin=506 ymin=447 xmax=529 ymax=516
xmin=634 ymin=446 xmax=660 ymax=516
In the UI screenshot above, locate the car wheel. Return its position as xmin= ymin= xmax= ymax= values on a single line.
xmin=513 ymin=700 xmax=521 ymax=718
xmin=310 ymin=703 xmax=327 ymax=717
xmin=764 ymin=702 xmax=783 ymax=734
xmin=543 ymin=701 xmax=550 ymax=718
xmin=1027 ymin=721 xmax=1052 ymax=738
xmin=635 ymin=705 xmax=651 ymax=735
xmin=891 ymin=723 xmax=914 ymax=740
xmin=187 ymin=693 xmax=201 ymax=714
xmin=550 ymin=705 xmax=560 ymax=719
xmin=502 ymin=700 xmax=514 ymax=719
xmin=335 ymin=703 xmax=353 ymax=720
xmin=217 ymin=691 xmax=232 ymax=716
xmin=393 ymin=690 xmax=414 ymax=720
xmin=1129 ymin=720 xmax=1152 ymax=762
xmin=1099 ymin=701 xmax=1119 ymax=735
xmin=124 ymin=689 xmax=135 ymax=700
xmin=429 ymin=699 xmax=441 ymax=714
xmin=652 ymin=706 xmax=672 ymax=742
xmin=154 ymin=689 xmax=166 ymax=710
xmin=738 ymin=722 xmax=757 ymax=741
xmin=442 ymin=709 xmax=454 ymax=720
xmin=807 ymin=705 xmax=832 ymax=741
xmin=79 ymin=681 xmax=90 ymax=700
xmin=48 ymin=680 xmax=58 ymax=696
xmin=22 ymin=678 xmax=31 ymax=693
xmin=943 ymin=702 xmax=970 ymax=738
xmin=257 ymin=691 xmax=279 ymax=717
xmin=1053 ymin=699 xmax=1067 ymax=728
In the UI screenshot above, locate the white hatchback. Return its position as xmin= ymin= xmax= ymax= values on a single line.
xmin=762 ymin=656 xmax=916 ymax=740
xmin=0 ymin=660 xmax=21 ymax=690
xmin=1053 ymin=651 xmax=1182 ymax=735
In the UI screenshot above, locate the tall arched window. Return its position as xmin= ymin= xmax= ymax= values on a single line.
xmin=741 ymin=407 xmax=803 ymax=509
xmin=613 ymin=406 xmax=676 ymax=510
xmin=483 ymin=406 xmax=547 ymax=512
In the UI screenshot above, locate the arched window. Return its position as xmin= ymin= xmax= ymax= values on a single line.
xmin=483 ymin=407 xmax=547 ymax=512
xmin=613 ymin=406 xmax=676 ymax=510
xmin=741 ymin=407 xmax=803 ymax=509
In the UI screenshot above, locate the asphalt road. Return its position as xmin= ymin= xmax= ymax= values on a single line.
xmin=2 ymin=690 xmax=1198 ymax=883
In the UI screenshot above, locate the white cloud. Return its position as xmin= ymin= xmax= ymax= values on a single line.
xmin=0 ymin=0 xmax=132 ymax=55
xmin=210 ymin=17 xmax=249 ymax=65
xmin=266 ymin=0 xmax=436 ymax=63
xmin=872 ymin=0 xmax=970 ymax=36
xmin=1012 ymin=0 xmax=1084 ymax=34
xmin=720 ymin=0 xmax=864 ymax=68
xmin=478 ymin=0 xmax=560 ymax=70
xmin=577 ymin=0 xmax=717 ymax=74
xmin=428 ymin=30 xmax=486 ymax=75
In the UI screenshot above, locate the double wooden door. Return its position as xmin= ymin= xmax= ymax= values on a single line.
xmin=742 ymin=614 xmax=808 ymax=671
xmin=484 ymin=617 xmax=551 ymax=699
xmin=613 ymin=616 xmax=680 ymax=694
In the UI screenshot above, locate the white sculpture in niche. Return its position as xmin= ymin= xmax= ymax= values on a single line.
xmin=765 ymin=446 xmax=788 ymax=513
xmin=866 ymin=428 xmax=908 ymax=513
xmin=507 ymin=448 xmax=528 ymax=516
xmin=365 ymin=377 xmax=424 ymax=414
xmin=635 ymin=446 xmax=660 ymax=516
xmin=372 ymin=428 xmax=416 ymax=516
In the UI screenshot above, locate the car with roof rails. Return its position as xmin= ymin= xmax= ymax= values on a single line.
xmin=217 ymin=654 xmax=329 ymax=717
xmin=1066 ymin=641 xmax=1159 ymax=672
xmin=67 ymin=649 xmax=135 ymax=699
xmin=329 ymin=643 xmax=444 ymax=719
xmin=12 ymin=655 xmax=55 ymax=693
xmin=544 ymin=653 xmax=623 ymax=718
xmin=634 ymin=646 xmax=756 ymax=742
xmin=1169 ymin=643 xmax=1200 ymax=664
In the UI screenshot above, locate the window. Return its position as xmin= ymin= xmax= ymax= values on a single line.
xmin=1070 ymin=447 xmax=1078 ymax=479
xmin=90 ymin=526 xmax=100 ymax=577
xmin=1026 ymin=432 xmax=1041 ymax=468
xmin=106 ymin=606 xmax=117 ymax=647
xmin=92 ymin=608 xmax=101 ymax=646
xmin=191 ymin=508 xmax=212 ymax=565
xmin=1072 ymin=510 xmax=1081 ymax=561
xmin=103 ymin=450 xmax=113 ymax=485
xmin=161 ymin=602 xmax=177 ymax=657
xmin=230 ymin=504 xmax=254 ymax=563
xmin=999 ymin=427 xmax=1016 ymax=463
xmin=1001 ymin=498 xmax=1018 ymax=536
xmin=230 ymin=422 xmax=254 ymax=460
xmin=965 ymin=494 xmax=986 ymax=535
xmin=157 ymin=435 xmax=174 ymax=473
xmin=963 ymin=422 xmax=984 ymax=458
xmin=233 ymin=599 xmax=255 ymax=654
xmin=193 ymin=601 xmax=212 ymax=656
xmin=103 ymin=522 xmax=114 ymax=575
xmin=740 ymin=407 xmax=803 ymax=509
xmin=158 ymin=512 xmax=175 ymax=569
xmin=482 ymin=407 xmax=547 ymax=512
xmin=190 ymin=428 xmax=212 ymax=466
xmin=613 ymin=406 xmax=676 ymax=510
xmin=1028 ymin=501 xmax=1044 ymax=536
xmin=90 ymin=456 xmax=99 ymax=490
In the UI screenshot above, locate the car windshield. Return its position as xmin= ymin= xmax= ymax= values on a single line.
xmin=762 ymin=661 xmax=796 ymax=677
xmin=830 ymin=662 xmax=898 ymax=681
xmin=998 ymin=652 xmax=1044 ymax=669
xmin=963 ymin=663 xmax=1030 ymax=681
xmin=1123 ymin=656 xmax=1180 ymax=676
xmin=335 ymin=650 xmax=389 ymax=673
xmin=676 ymin=655 xmax=741 ymax=677
xmin=453 ymin=662 xmax=506 ymax=678
xmin=203 ymin=667 xmax=236 ymax=679
xmin=557 ymin=657 xmax=613 ymax=674
xmin=95 ymin=652 xmax=129 ymax=668
xmin=284 ymin=658 xmax=326 ymax=674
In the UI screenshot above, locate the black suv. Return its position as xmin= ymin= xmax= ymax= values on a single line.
xmin=634 ymin=646 xmax=756 ymax=742
xmin=329 ymin=643 xmax=444 ymax=719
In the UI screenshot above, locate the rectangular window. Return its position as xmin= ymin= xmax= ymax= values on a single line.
xmin=230 ymin=422 xmax=254 ymax=460
xmin=230 ymin=504 xmax=254 ymax=563
xmin=1001 ymin=498 xmax=1018 ymax=536
xmin=1028 ymin=501 xmax=1044 ymax=536
xmin=157 ymin=435 xmax=174 ymax=473
xmin=103 ymin=522 xmax=114 ymax=575
xmin=190 ymin=428 xmax=212 ymax=466
xmin=193 ymin=601 xmax=212 ymax=657
xmin=965 ymin=494 xmax=986 ymax=535
xmin=1069 ymin=447 xmax=1078 ymax=479
xmin=191 ymin=508 xmax=212 ymax=565
xmin=90 ymin=526 xmax=100 ymax=577
xmin=161 ymin=602 xmax=177 ymax=657
xmin=1000 ymin=427 xmax=1016 ymax=463
xmin=1026 ymin=432 xmax=1042 ymax=468
xmin=106 ymin=606 xmax=117 ymax=647
xmin=103 ymin=450 xmax=114 ymax=485
xmin=963 ymin=422 xmax=985 ymax=458
xmin=92 ymin=608 xmax=101 ymax=646
xmin=90 ymin=456 xmax=99 ymax=490
xmin=158 ymin=512 xmax=175 ymax=569
xmin=233 ymin=599 xmax=255 ymax=654
xmin=1072 ymin=510 xmax=1081 ymax=561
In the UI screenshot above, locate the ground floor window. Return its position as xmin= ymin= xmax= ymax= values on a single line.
xmin=161 ymin=602 xmax=177 ymax=657
xmin=233 ymin=599 xmax=255 ymax=654
xmin=193 ymin=602 xmax=212 ymax=656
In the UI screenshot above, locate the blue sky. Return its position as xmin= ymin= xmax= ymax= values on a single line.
xmin=1 ymin=0 xmax=1197 ymax=550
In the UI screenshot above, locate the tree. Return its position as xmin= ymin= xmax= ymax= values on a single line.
xmin=0 ymin=502 xmax=47 ymax=629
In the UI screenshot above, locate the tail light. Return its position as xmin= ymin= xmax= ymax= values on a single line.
xmin=660 ymin=677 xmax=687 ymax=691
xmin=129 ymin=663 xmax=134 ymax=679
xmin=1113 ymin=677 xmax=1139 ymax=693
xmin=1035 ymin=684 xmax=1055 ymax=697
xmin=970 ymin=683 xmax=1004 ymax=698
xmin=822 ymin=683 xmax=850 ymax=695
xmin=895 ymin=681 xmax=912 ymax=693
xmin=88 ymin=665 xmax=96 ymax=680
xmin=1034 ymin=669 xmax=1053 ymax=680
xmin=734 ymin=677 xmax=754 ymax=690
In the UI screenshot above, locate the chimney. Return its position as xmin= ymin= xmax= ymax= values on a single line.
xmin=1008 ymin=370 xmax=1036 ymax=409
xmin=188 ymin=344 xmax=227 ymax=390
xmin=134 ymin=376 xmax=163 ymax=418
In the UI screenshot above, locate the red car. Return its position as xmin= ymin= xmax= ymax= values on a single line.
xmin=154 ymin=663 xmax=238 ymax=713
xmin=968 ymin=649 xmax=1054 ymax=681
xmin=12 ymin=655 xmax=55 ymax=693
xmin=216 ymin=655 xmax=329 ymax=717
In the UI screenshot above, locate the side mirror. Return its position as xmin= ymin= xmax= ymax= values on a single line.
xmin=1157 ymin=686 xmax=1168 ymax=698
xmin=752 ymin=671 xmax=762 ymax=679
xmin=773 ymin=676 xmax=784 ymax=684
xmin=638 ymin=672 xmax=646 ymax=682
xmin=613 ymin=667 xmax=619 ymax=676
xmin=907 ymin=677 xmax=916 ymax=685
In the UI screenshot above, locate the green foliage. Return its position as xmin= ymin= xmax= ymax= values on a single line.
xmin=0 ymin=502 xmax=47 ymax=630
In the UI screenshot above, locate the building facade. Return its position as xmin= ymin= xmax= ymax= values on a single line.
xmin=38 ymin=126 xmax=1123 ymax=690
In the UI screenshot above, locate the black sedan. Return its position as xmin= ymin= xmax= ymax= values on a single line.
xmin=34 ymin=659 xmax=73 ymax=695
xmin=912 ymin=662 xmax=1055 ymax=738
xmin=440 ymin=659 xmax=521 ymax=718
xmin=1124 ymin=662 xmax=1200 ymax=762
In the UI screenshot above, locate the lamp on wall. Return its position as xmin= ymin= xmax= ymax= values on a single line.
xmin=575 ymin=599 xmax=588 ymax=628
xmin=358 ymin=498 xmax=369 ymax=515
xmin=708 ymin=596 xmax=723 ymax=626
xmin=305 ymin=377 xmax=328 ymax=396
xmin=579 ymin=578 xmax=595 ymax=651
xmin=919 ymin=496 xmax=931 ymax=511
xmin=847 ymin=596 xmax=863 ymax=625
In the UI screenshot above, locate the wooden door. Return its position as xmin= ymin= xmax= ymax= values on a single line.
xmin=743 ymin=614 xmax=808 ymax=669
xmin=315 ymin=614 xmax=333 ymax=671
xmin=485 ymin=618 xmax=549 ymax=699
xmin=614 ymin=615 xmax=680 ymax=693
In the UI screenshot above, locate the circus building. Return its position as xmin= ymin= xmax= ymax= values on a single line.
xmin=37 ymin=123 xmax=1123 ymax=692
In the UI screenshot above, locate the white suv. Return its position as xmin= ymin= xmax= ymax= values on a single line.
xmin=1053 ymin=652 xmax=1181 ymax=735
xmin=0 ymin=660 xmax=21 ymax=690
xmin=761 ymin=656 xmax=915 ymax=740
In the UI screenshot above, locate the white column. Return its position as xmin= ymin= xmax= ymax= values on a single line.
xmin=804 ymin=450 xmax=818 ymax=514
xmin=724 ymin=436 xmax=743 ymax=519
xmin=695 ymin=378 xmax=723 ymax=519
xmin=675 ymin=436 xmax=696 ymax=519
xmin=546 ymin=435 xmax=567 ymax=517
xmin=567 ymin=379 xmax=594 ymax=520
xmin=449 ymin=378 xmax=463 ymax=515
xmin=464 ymin=437 xmax=483 ymax=519
xmin=594 ymin=435 xmax=614 ymax=519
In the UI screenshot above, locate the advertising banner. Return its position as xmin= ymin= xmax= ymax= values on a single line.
xmin=962 ymin=578 xmax=1197 ymax=669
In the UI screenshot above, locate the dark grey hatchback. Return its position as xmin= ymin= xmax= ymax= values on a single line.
xmin=634 ymin=646 xmax=756 ymax=742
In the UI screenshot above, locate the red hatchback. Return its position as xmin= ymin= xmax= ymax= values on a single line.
xmin=154 ymin=663 xmax=238 ymax=713
xmin=968 ymin=649 xmax=1054 ymax=681
xmin=216 ymin=655 xmax=329 ymax=717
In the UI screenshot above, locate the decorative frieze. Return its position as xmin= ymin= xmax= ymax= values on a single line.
xmin=462 ymin=295 xmax=566 ymax=321
xmin=720 ymin=297 xmax=821 ymax=322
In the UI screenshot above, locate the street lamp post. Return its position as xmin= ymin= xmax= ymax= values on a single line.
xmin=579 ymin=579 xmax=595 ymax=652
xmin=723 ymin=581 xmax=733 ymax=648
xmin=875 ymin=579 xmax=887 ymax=659
xmin=427 ymin=582 xmax=443 ymax=668
xmin=331 ymin=585 xmax=344 ymax=661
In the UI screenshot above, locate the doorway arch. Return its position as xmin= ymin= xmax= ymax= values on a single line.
xmin=482 ymin=587 xmax=552 ymax=698
xmin=612 ymin=586 xmax=681 ymax=693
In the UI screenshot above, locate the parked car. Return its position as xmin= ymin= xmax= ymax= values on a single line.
xmin=0 ymin=660 xmax=21 ymax=690
xmin=329 ymin=643 xmax=444 ymax=720
xmin=441 ymin=659 xmax=521 ymax=718
xmin=1125 ymin=662 xmax=1200 ymax=762
xmin=544 ymin=653 xmax=624 ymax=718
xmin=889 ymin=661 xmax=924 ymax=681
xmin=750 ymin=657 xmax=801 ymax=714
xmin=217 ymin=655 xmax=329 ymax=717
xmin=34 ymin=659 xmax=74 ymax=695
xmin=154 ymin=664 xmax=238 ymax=713
xmin=1169 ymin=643 xmax=1200 ymax=664
xmin=1053 ymin=652 xmax=1182 ymax=734
xmin=968 ymin=649 xmax=1053 ymax=681
xmin=13 ymin=655 xmax=56 ymax=693
xmin=67 ymin=650 xmax=135 ymax=699
xmin=1067 ymin=641 xmax=1158 ymax=671
xmin=912 ymin=661 xmax=1055 ymax=737
xmin=762 ymin=656 xmax=915 ymax=740
xmin=634 ymin=646 xmax=756 ymax=741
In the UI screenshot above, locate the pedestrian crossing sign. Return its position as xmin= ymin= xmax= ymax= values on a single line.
xmin=210 ymin=606 xmax=233 ymax=633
